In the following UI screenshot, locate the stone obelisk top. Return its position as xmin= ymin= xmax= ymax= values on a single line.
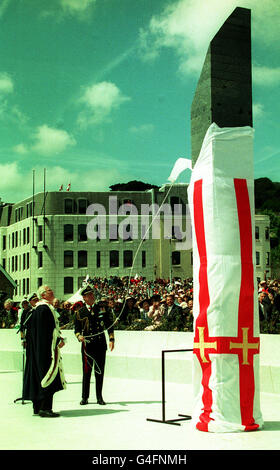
xmin=191 ymin=7 xmax=252 ymax=165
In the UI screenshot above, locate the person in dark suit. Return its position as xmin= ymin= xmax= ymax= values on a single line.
xmin=258 ymin=292 xmax=272 ymax=322
xmin=74 ymin=284 xmax=115 ymax=406
xmin=163 ymin=294 xmax=184 ymax=330
xmin=22 ymin=286 xmax=66 ymax=417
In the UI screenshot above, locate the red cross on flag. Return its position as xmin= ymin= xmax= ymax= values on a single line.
xmin=188 ymin=123 xmax=263 ymax=432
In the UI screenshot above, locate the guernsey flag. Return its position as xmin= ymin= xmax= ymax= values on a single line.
xmin=187 ymin=123 xmax=263 ymax=432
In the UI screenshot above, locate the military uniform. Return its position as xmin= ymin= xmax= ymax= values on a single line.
xmin=74 ymin=286 xmax=114 ymax=405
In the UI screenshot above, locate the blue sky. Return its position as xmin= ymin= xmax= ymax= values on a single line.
xmin=0 ymin=0 xmax=279 ymax=203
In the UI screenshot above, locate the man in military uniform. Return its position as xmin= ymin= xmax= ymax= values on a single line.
xmin=74 ymin=284 xmax=115 ymax=406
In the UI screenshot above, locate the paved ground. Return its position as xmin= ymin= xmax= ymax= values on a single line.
xmin=1 ymin=370 xmax=280 ymax=457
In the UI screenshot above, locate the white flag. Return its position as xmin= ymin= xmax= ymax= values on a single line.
xmin=168 ymin=158 xmax=192 ymax=182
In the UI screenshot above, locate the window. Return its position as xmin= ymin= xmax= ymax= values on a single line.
xmin=266 ymin=252 xmax=270 ymax=266
xmin=142 ymin=250 xmax=146 ymax=268
xmin=265 ymin=227 xmax=269 ymax=240
xmin=38 ymin=251 xmax=43 ymax=268
xmin=38 ymin=277 xmax=43 ymax=288
xmin=38 ymin=226 xmax=43 ymax=242
xmin=2 ymin=258 xmax=6 ymax=270
xmin=123 ymin=250 xmax=133 ymax=268
xmin=27 ymin=227 xmax=30 ymax=244
xmin=23 ymin=253 xmax=26 ymax=270
xmin=110 ymin=250 xmax=119 ymax=268
xmin=64 ymin=224 xmax=74 ymax=242
xmin=78 ymin=199 xmax=87 ymax=214
xmin=64 ymin=277 xmax=73 ymax=294
xmin=64 ymin=250 xmax=73 ymax=268
xmin=78 ymin=224 xmax=87 ymax=242
xmin=2 ymin=235 xmax=6 ymax=250
xmin=26 ymin=252 xmax=30 ymax=269
xmin=64 ymin=199 xmax=73 ymax=214
xmin=23 ymin=278 xmax=26 ymax=295
xmin=78 ymin=250 xmax=87 ymax=268
xmin=23 ymin=228 xmax=26 ymax=245
xmin=96 ymin=251 xmax=101 ymax=268
xmin=26 ymin=278 xmax=29 ymax=295
xmin=15 ymin=231 xmax=18 ymax=247
xmin=172 ymin=251 xmax=181 ymax=266
xmin=255 ymin=226 xmax=259 ymax=240
xmin=12 ymin=233 xmax=14 ymax=248
xmin=256 ymin=251 xmax=260 ymax=266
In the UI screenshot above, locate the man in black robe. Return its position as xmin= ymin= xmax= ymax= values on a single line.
xmin=74 ymin=284 xmax=114 ymax=406
xmin=23 ymin=286 xmax=66 ymax=417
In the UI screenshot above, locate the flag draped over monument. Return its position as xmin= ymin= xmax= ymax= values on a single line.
xmin=188 ymin=123 xmax=263 ymax=432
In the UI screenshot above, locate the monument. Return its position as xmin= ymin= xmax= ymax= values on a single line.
xmin=188 ymin=7 xmax=263 ymax=432
xmin=191 ymin=7 xmax=252 ymax=165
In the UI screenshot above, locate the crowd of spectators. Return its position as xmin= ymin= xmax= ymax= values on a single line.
xmin=1 ymin=276 xmax=280 ymax=334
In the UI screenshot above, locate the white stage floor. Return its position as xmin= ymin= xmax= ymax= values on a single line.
xmin=1 ymin=370 xmax=280 ymax=455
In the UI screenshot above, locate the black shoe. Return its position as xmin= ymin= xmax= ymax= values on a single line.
xmin=39 ymin=410 xmax=60 ymax=418
xmin=97 ymin=398 xmax=106 ymax=405
xmin=80 ymin=399 xmax=88 ymax=405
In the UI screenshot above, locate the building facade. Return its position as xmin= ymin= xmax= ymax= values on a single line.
xmin=0 ymin=186 xmax=270 ymax=302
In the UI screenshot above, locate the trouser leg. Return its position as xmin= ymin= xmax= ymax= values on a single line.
xmin=82 ymin=346 xmax=92 ymax=400
xmin=40 ymin=394 xmax=53 ymax=411
xmin=94 ymin=349 xmax=106 ymax=400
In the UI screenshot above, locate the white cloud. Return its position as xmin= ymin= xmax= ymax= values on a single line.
xmin=0 ymin=162 xmax=24 ymax=201
xmin=139 ymin=0 xmax=280 ymax=77
xmin=13 ymin=143 xmax=28 ymax=154
xmin=60 ymin=0 xmax=96 ymax=14
xmin=0 ymin=72 xmax=13 ymax=94
xmin=129 ymin=124 xmax=155 ymax=134
xmin=253 ymin=66 xmax=280 ymax=86
xmin=253 ymin=102 xmax=265 ymax=120
xmin=78 ymin=81 xmax=130 ymax=126
xmin=31 ymin=125 xmax=76 ymax=156
xmin=0 ymin=159 xmax=129 ymax=203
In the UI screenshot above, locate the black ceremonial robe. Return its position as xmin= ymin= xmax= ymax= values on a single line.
xmin=23 ymin=301 xmax=66 ymax=402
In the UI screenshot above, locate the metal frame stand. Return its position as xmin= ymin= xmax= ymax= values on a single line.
xmin=147 ymin=348 xmax=193 ymax=426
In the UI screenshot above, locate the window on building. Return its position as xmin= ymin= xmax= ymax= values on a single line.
xmin=142 ymin=250 xmax=146 ymax=268
xmin=255 ymin=226 xmax=259 ymax=240
xmin=23 ymin=228 xmax=26 ymax=245
xmin=27 ymin=252 xmax=30 ymax=269
xmin=2 ymin=258 xmax=6 ymax=270
xmin=38 ymin=251 xmax=43 ymax=268
xmin=64 ymin=199 xmax=74 ymax=214
xmin=64 ymin=277 xmax=73 ymax=294
xmin=2 ymin=235 xmax=6 ymax=250
xmin=96 ymin=251 xmax=101 ymax=268
xmin=78 ymin=199 xmax=87 ymax=214
xmin=27 ymin=227 xmax=30 ymax=244
xmin=38 ymin=277 xmax=43 ymax=288
xmin=23 ymin=253 xmax=26 ymax=270
xmin=26 ymin=278 xmax=29 ymax=295
xmin=78 ymin=250 xmax=87 ymax=268
xmin=12 ymin=256 xmax=14 ymax=272
xmin=38 ymin=225 xmax=43 ymax=242
xmin=123 ymin=250 xmax=133 ymax=268
xmin=23 ymin=278 xmax=26 ymax=295
xmin=110 ymin=250 xmax=119 ymax=268
xmin=266 ymin=252 xmax=270 ymax=266
xmin=64 ymin=224 xmax=74 ymax=242
xmin=12 ymin=233 xmax=14 ymax=249
xmin=172 ymin=251 xmax=181 ymax=266
xmin=64 ymin=250 xmax=73 ymax=268
xmin=256 ymin=251 xmax=260 ymax=266
xmin=78 ymin=224 xmax=87 ymax=242
xmin=265 ymin=227 xmax=270 ymax=240
xmin=15 ymin=255 xmax=18 ymax=271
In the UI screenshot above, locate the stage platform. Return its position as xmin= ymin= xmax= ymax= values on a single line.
xmin=0 ymin=330 xmax=280 ymax=454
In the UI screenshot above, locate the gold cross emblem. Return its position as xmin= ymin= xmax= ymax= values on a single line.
xmin=193 ymin=327 xmax=217 ymax=363
xmin=229 ymin=328 xmax=259 ymax=365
